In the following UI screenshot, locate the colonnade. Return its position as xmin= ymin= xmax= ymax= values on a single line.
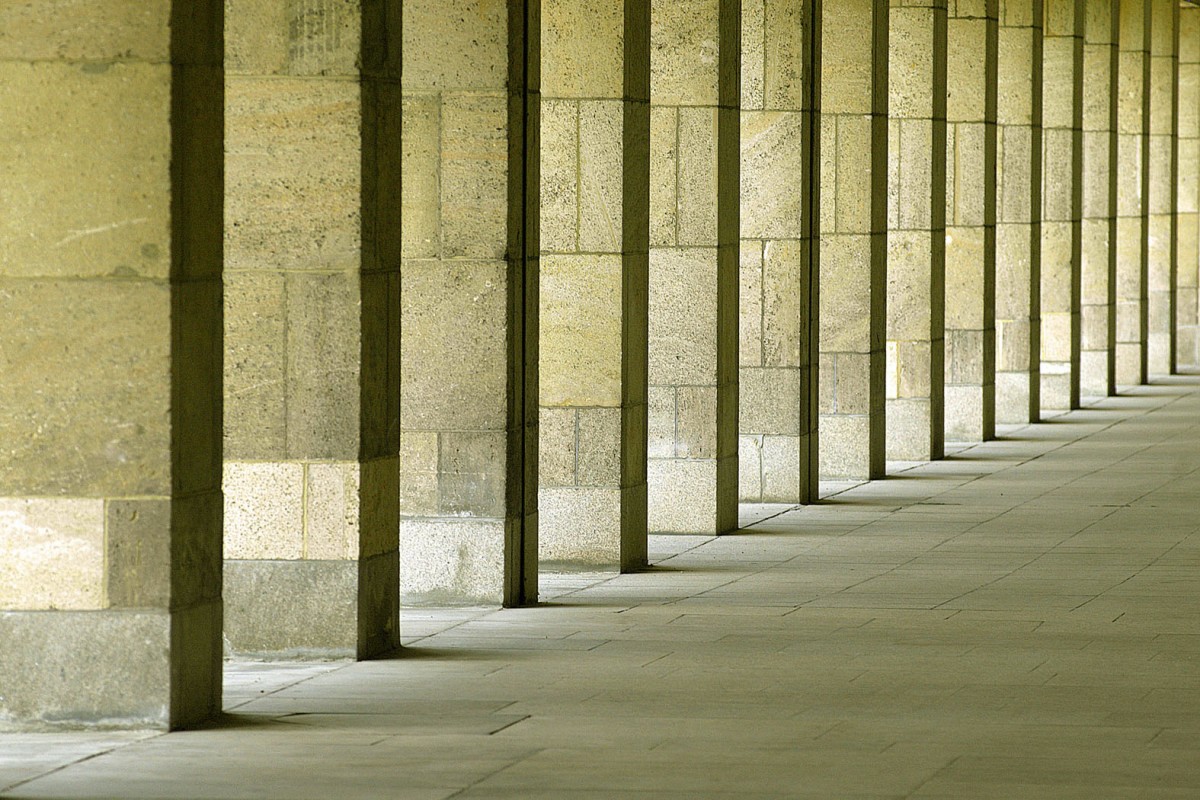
xmin=2 ymin=0 xmax=1198 ymax=728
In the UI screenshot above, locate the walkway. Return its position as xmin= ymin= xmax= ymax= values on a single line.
xmin=4 ymin=379 xmax=1200 ymax=797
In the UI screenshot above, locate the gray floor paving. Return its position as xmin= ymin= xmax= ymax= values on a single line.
xmin=4 ymin=378 xmax=1200 ymax=797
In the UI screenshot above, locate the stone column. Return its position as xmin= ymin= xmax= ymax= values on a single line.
xmin=886 ymin=0 xmax=946 ymax=461
xmin=648 ymin=0 xmax=739 ymax=534
xmin=223 ymin=2 xmax=401 ymax=656
xmin=945 ymin=0 xmax=998 ymax=441
xmin=1080 ymin=1 xmax=1119 ymax=397
xmin=1040 ymin=0 xmax=1084 ymax=411
xmin=996 ymin=0 xmax=1043 ymax=424
xmin=1177 ymin=5 xmax=1200 ymax=369
xmin=1117 ymin=0 xmax=1151 ymax=386
xmin=401 ymin=0 xmax=539 ymax=605
xmin=539 ymin=0 xmax=649 ymax=570
xmin=740 ymin=0 xmax=819 ymax=502
xmin=0 ymin=2 xmax=223 ymax=727
xmin=1147 ymin=0 xmax=1178 ymax=375
xmin=819 ymin=0 xmax=889 ymax=480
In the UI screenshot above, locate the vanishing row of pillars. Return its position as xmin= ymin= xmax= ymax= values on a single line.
xmin=1 ymin=0 xmax=1198 ymax=728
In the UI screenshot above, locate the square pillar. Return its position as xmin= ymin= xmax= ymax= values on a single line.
xmin=1147 ymin=0 xmax=1178 ymax=375
xmin=1080 ymin=1 xmax=1120 ymax=398
xmin=400 ymin=0 xmax=539 ymax=605
xmin=223 ymin=2 xmax=402 ymax=656
xmin=1117 ymin=0 xmax=1152 ymax=386
xmin=1176 ymin=5 xmax=1200 ymax=369
xmin=1040 ymin=0 xmax=1085 ymax=411
xmin=996 ymin=0 xmax=1044 ymax=423
xmin=648 ymin=0 xmax=740 ymax=534
xmin=819 ymin=0 xmax=889 ymax=481
xmin=885 ymin=0 xmax=947 ymax=462
xmin=739 ymin=0 xmax=820 ymax=502
xmin=0 ymin=2 xmax=223 ymax=728
xmin=945 ymin=0 xmax=998 ymax=442
xmin=539 ymin=1 xmax=650 ymax=570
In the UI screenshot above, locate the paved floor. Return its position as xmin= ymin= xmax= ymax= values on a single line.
xmin=4 ymin=379 xmax=1200 ymax=798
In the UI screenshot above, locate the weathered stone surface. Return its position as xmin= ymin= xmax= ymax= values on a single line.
xmin=402 ymin=0 xmax=507 ymax=91
xmin=0 ymin=499 xmax=105 ymax=610
xmin=400 ymin=518 xmax=504 ymax=605
xmin=647 ymin=459 xmax=717 ymax=534
xmin=107 ymin=499 xmax=171 ymax=609
xmin=540 ymin=255 xmax=623 ymax=407
xmin=224 ymin=560 xmax=357 ymax=657
xmin=305 ymin=462 xmax=360 ymax=560
xmin=539 ymin=487 xmax=622 ymax=565
xmin=224 ymin=461 xmax=304 ymax=560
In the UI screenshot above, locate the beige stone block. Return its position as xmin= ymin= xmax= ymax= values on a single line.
xmin=105 ymin=498 xmax=171 ymax=610
xmin=1040 ymin=311 xmax=1073 ymax=362
xmin=742 ymin=0 xmax=766 ymax=109
xmin=539 ymin=487 xmax=622 ymax=565
xmin=0 ymin=280 xmax=170 ymax=497
xmin=897 ymin=340 xmax=934 ymax=398
xmin=579 ymin=101 xmax=625 ymax=253
xmin=947 ymin=17 xmax=989 ymax=123
xmin=998 ymin=125 xmax=1033 ymax=223
xmin=818 ymin=353 xmax=837 ymax=413
xmin=1116 ymin=300 xmax=1142 ymax=344
xmin=1080 ymin=303 xmax=1109 ymax=352
xmin=995 ymin=368 xmax=1031 ymax=425
xmin=833 ymin=352 xmax=875 ymax=415
xmin=0 ymin=63 xmax=170 ymax=280
xmin=833 ymin=115 xmax=876 ymax=234
xmin=1042 ymin=45 xmax=1078 ymax=131
xmin=224 ymin=461 xmax=305 ymax=560
xmin=741 ymin=111 xmax=804 ymax=239
xmin=946 ymin=329 xmax=985 ymax=384
xmin=945 ymin=384 xmax=985 ymax=440
xmin=763 ymin=239 xmax=806 ymax=367
xmin=541 ymin=100 xmax=580 ymax=253
xmin=402 ymin=0 xmax=507 ymax=91
xmin=1040 ymin=221 xmax=1074 ymax=312
xmin=305 ymin=462 xmax=360 ymax=560
xmin=888 ymin=230 xmax=935 ymax=340
xmin=1080 ymin=349 xmax=1109 ymax=397
xmin=647 ymin=458 xmax=717 ymax=534
xmin=1116 ymin=134 xmax=1145 ymax=217
xmin=818 ymin=413 xmax=873 ymax=479
xmin=648 ymin=387 xmax=677 ymax=459
xmin=577 ymin=408 xmax=622 ymax=486
xmin=540 ymin=254 xmax=623 ymax=407
xmin=738 ymin=434 xmax=764 ymax=501
xmin=1115 ymin=341 xmax=1142 ymax=386
xmin=438 ymin=431 xmax=506 ymax=519
xmin=227 ymin=0 xmax=361 ymax=77
xmin=402 ymin=94 xmax=441 ymax=259
xmin=760 ymin=434 xmax=801 ymax=502
xmin=945 ymin=226 xmax=987 ymax=328
xmin=997 ymin=318 xmax=1031 ymax=371
xmin=820 ymin=234 xmax=873 ymax=352
xmin=539 ymin=408 xmax=577 ymax=489
xmin=677 ymin=107 xmax=720 ymax=246
xmin=1115 ymin=217 xmax=1144 ymax=298
xmin=650 ymin=247 xmax=718 ymax=385
xmin=399 ymin=518 xmax=504 ymax=603
xmin=887 ymin=397 xmax=933 ymax=461
xmin=995 ymin=222 xmax=1032 ymax=319
xmin=441 ymin=92 xmax=509 ymax=260
xmin=0 ymin=1 xmax=169 ymax=61
xmin=948 ymin=123 xmax=988 ymax=225
xmin=676 ymin=386 xmax=719 ymax=457
xmin=651 ymin=0 xmax=721 ymax=106
xmin=740 ymin=368 xmax=801 ymax=435
xmin=1042 ymin=128 xmax=1077 ymax=223
xmin=890 ymin=6 xmax=939 ymax=121
xmin=401 ymin=259 xmax=507 ymax=431
xmin=997 ymin=27 xmax=1035 ymax=127
xmin=226 ymin=77 xmax=361 ymax=272
xmin=0 ymin=498 xmax=105 ymax=610
xmin=764 ymin=0 xmax=807 ymax=110
xmin=819 ymin=115 xmax=839 ymax=234
xmin=896 ymin=118 xmax=937 ymax=231
xmin=542 ymin=0 xmax=623 ymax=98
xmin=1080 ymin=219 xmax=1111 ymax=304
xmin=400 ymin=431 xmax=440 ymax=515
xmin=650 ymin=107 xmax=679 ymax=247
xmin=822 ymin=1 xmax=879 ymax=116
xmin=224 ymin=271 xmax=288 ymax=460
xmin=1040 ymin=366 xmax=1071 ymax=411
xmin=740 ymin=240 xmax=765 ymax=366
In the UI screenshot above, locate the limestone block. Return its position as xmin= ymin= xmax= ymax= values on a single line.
xmin=648 ymin=387 xmax=677 ymax=459
xmin=226 ymin=0 xmax=361 ymax=77
xmin=0 ymin=499 xmax=105 ymax=610
xmin=948 ymin=18 xmax=989 ymax=123
xmin=763 ymin=239 xmax=806 ymax=367
xmin=224 ymin=461 xmax=305 ymax=560
xmin=889 ymin=230 xmax=935 ymax=340
xmin=224 ymin=560 xmax=357 ymax=655
xmin=997 ymin=318 xmax=1031 ymax=370
xmin=739 ymin=434 xmax=764 ymax=501
xmin=818 ymin=414 xmax=872 ymax=479
xmin=577 ymin=408 xmax=623 ymax=486
xmin=1116 ymin=299 xmax=1141 ymax=342
xmin=1042 ymin=41 xmax=1078 ymax=130
xmin=947 ymin=329 xmax=985 ymax=383
xmin=678 ymin=108 xmax=720 ymax=246
xmin=1115 ymin=217 xmax=1143 ymax=296
xmin=647 ymin=458 xmax=717 ymax=533
xmin=995 ymin=369 xmax=1030 ymax=423
xmin=542 ymin=0 xmax=623 ymax=98
xmin=740 ymin=241 xmax=765 ymax=365
xmin=1080 ymin=303 xmax=1109 ymax=351
xmin=399 ymin=431 xmax=440 ymax=515
xmin=0 ymin=63 xmax=170 ymax=280
xmin=998 ymin=126 xmax=1033 ymax=222
xmin=1040 ymin=311 xmax=1073 ymax=362
xmin=538 ymin=487 xmax=621 ymax=565
xmin=890 ymin=6 xmax=939 ymax=121
xmin=401 ymin=94 xmax=441 ymax=259
xmin=1041 ymin=129 xmax=1075 ymax=222
xmin=650 ymin=108 xmax=679 ymax=247
xmin=400 ymin=518 xmax=504 ymax=604
xmin=1040 ymin=221 xmax=1074 ymax=306
xmin=743 ymin=0 xmax=766 ymax=109
xmin=402 ymin=0 xmax=507 ymax=91
xmin=438 ymin=431 xmax=506 ymax=518
xmin=946 ymin=227 xmax=987 ymax=328
xmin=741 ymin=111 xmax=804 ymax=239
xmin=0 ymin=2 xmax=170 ymax=61
xmin=945 ymin=385 xmax=985 ymax=439
xmin=0 ymin=280 xmax=170 ymax=497
xmin=948 ymin=123 xmax=988 ymax=225
xmin=995 ymin=224 xmax=1032 ymax=318
xmin=1115 ymin=342 xmax=1141 ymax=385
xmin=818 ymin=354 xmax=837 ymax=413
xmin=887 ymin=398 xmax=933 ymax=461
xmin=541 ymin=100 xmax=580 ymax=253
xmin=223 ymin=271 xmax=287 ymax=460
xmin=740 ymin=368 xmax=800 ymax=435
xmin=538 ymin=409 xmax=577 ymax=488
xmin=649 ymin=248 xmax=719 ymax=385
xmin=822 ymin=0 xmax=878 ymax=116
xmin=997 ymin=28 xmax=1035 ymax=127
xmin=896 ymin=119 xmax=937 ymax=231
xmin=441 ymin=92 xmax=509 ymax=260
xmin=832 ymin=116 xmax=875 ymax=234
xmin=897 ymin=340 xmax=934 ymax=398
xmin=401 ymin=259 xmax=507 ymax=431
xmin=676 ymin=386 xmax=719 ymax=457
xmin=1040 ymin=368 xmax=1071 ymax=410
xmin=833 ymin=352 xmax=875 ymax=415
xmin=760 ymin=435 xmax=801 ymax=501
xmin=819 ymin=234 xmax=874 ymax=352
xmin=541 ymin=254 xmax=623 ymax=407
xmin=305 ymin=462 xmax=360 ymax=560
xmin=651 ymin=0 xmax=721 ymax=106
xmin=106 ymin=499 xmax=170 ymax=609
xmin=1080 ymin=219 xmax=1111 ymax=303
xmin=579 ymin=101 xmax=625 ymax=253
xmin=764 ymin=0 xmax=807 ymax=110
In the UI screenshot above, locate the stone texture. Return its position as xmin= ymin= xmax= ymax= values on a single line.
xmin=224 ymin=560 xmax=358 ymax=657
xmin=223 ymin=462 xmax=305 ymax=560
xmin=400 ymin=519 xmax=505 ymax=605
xmin=0 ymin=499 xmax=105 ymax=610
